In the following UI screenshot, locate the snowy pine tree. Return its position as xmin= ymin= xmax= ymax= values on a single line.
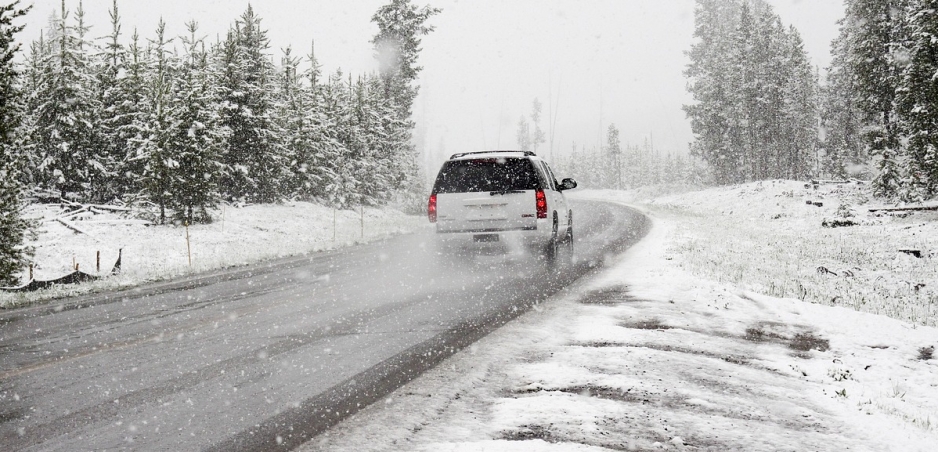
xmin=683 ymin=0 xmax=742 ymax=184
xmin=274 ymin=45 xmax=307 ymax=197
xmin=320 ymin=69 xmax=359 ymax=208
xmin=896 ymin=0 xmax=938 ymax=199
xmin=606 ymin=124 xmax=622 ymax=189
xmin=780 ymin=26 xmax=819 ymax=180
xmin=135 ymin=20 xmax=178 ymax=223
xmin=685 ymin=0 xmax=819 ymax=184
xmin=33 ymin=0 xmax=103 ymax=199
xmin=822 ymin=21 xmax=866 ymax=179
xmin=370 ymin=0 xmax=440 ymax=122
xmin=844 ymin=0 xmax=909 ymax=197
xmin=370 ymin=0 xmax=438 ymax=209
xmin=92 ymin=0 xmax=131 ymax=202
xmin=295 ymin=43 xmax=340 ymax=201
xmin=114 ymin=29 xmax=149 ymax=200
xmin=516 ymin=116 xmax=531 ymax=153
xmin=530 ymin=98 xmax=545 ymax=155
xmin=0 ymin=0 xmax=32 ymax=285
xmin=170 ymin=21 xmax=226 ymax=222
xmin=216 ymin=6 xmax=287 ymax=203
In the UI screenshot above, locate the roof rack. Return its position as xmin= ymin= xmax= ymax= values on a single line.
xmin=449 ymin=150 xmax=536 ymax=159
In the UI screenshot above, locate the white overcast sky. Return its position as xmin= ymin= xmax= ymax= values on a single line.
xmin=18 ymin=0 xmax=845 ymax=170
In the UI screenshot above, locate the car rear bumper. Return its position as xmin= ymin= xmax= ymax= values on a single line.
xmin=434 ymin=220 xmax=551 ymax=252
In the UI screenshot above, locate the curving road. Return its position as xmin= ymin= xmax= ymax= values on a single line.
xmin=0 ymin=200 xmax=647 ymax=451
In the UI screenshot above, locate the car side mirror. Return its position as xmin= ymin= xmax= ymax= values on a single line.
xmin=559 ymin=178 xmax=577 ymax=191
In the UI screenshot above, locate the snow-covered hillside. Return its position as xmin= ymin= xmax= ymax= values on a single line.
xmin=306 ymin=182 xmax=938 ymax=451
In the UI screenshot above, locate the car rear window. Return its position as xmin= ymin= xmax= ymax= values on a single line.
xmin=432 ymin=158 xmax=539 ymax=193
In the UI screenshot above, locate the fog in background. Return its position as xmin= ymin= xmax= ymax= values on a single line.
xmin=20 ymin=0 xmax=844 ymax=173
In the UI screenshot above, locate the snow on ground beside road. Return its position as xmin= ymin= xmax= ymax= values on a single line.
xmin=0 ymin=202 xmax=425 ymax=308
xmin=608 ymin=180 xmax=938 ymax=328
xmin=306 ymin=184 xmax=938 ymax=451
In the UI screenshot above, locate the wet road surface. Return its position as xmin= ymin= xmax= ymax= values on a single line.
xmin=0 ymin=200 xmax=647 ymax=451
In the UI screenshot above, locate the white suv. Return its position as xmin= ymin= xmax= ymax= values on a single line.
xmin=427 ymin=150 xmax=577 ymax=258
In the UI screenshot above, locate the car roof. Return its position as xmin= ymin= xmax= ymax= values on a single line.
xmin=448 ymin=150 xmax=541 ymax=161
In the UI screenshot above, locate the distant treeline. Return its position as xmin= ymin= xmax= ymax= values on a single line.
xmin=552 ymin=124 xmax=708 ymax=190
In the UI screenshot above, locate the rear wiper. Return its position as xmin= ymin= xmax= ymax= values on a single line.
xmin=490 ymin=189 xmax=525 ymax=196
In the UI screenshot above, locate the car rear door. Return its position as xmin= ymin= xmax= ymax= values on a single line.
xmin=433 ymin=158 xmax=538 ymax=233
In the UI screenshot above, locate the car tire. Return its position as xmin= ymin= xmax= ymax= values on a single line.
xmin=565 ymin=210 xmax=573 ymax=244
xmin=545 ymin=214 xmax=560 ymax=261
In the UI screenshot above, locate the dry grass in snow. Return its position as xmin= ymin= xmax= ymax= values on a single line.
xmin=592 ymin=180 xmax=938 ymax=327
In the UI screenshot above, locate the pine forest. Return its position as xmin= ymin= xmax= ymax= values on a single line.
xmin=2 ymin=0 xmax=938 ymax=285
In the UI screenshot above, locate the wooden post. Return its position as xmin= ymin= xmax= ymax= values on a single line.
xmin=96 ymin=251 xmax=100 ymax=273
xmin=29 ymin=263 xmax=33 ymax=280
xmin=185 ymin=221 xmax=192 ymax=266
xmin=360 ymin=205 xmax=364 ymax=238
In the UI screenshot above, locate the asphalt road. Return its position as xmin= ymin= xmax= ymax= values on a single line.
xmin=0 ymin=200 xmax=648 ymax=451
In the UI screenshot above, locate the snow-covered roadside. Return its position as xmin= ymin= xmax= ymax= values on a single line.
xmin=0 ymin=202 xmax=425 ymax=308
xmin=304 ymin=191 xmax=938 ymax=451
xmin=608 ymin=180 xmax=938 ymax=328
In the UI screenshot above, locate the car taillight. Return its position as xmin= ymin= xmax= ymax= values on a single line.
xmin=428 ymin=194 xmax=437 ymax=223
xmin=535 ymin=190 xmax=547 ymax=219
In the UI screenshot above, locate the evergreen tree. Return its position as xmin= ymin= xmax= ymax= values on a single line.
xmin=896 ymin=0 xmax=938 ymax=199
xmin=685 ymin=0 xmax=819 ymax=184
xmin=93 ymin=0 xmax=129 ymax=202
xmin=683 ymin=0 xmax=741 ymax=184
xmin=135 ymin=19 xmax=178 ymax=223
xmin=293 ymin=42 xmax=339 ymax=201
xmin=216 ymin=6 xmax=286 ymax=203
xmin=170 ymin=21 xmax=226 ymax=222
xmin=606 ymin=124 xmax=622 ymax=189
xmin=844 ymin=0 xmax=909 ymax=196
xmin=0 ymin=0 xmax=28 ymax=168
xmin=33 ymin=0 xmax=103 ymax=199
xmin=370 ymin=0 xmax=439 ymax=209
xmin=780 ymin=26 xmax=819 ymax=180
xmin=0 ymin=0 xmax=32 ymax=286
xmin=113 ymin=29 xmax=149 ymax=200
xmin=516 ymin=116 xmax=531 ymax=153
xmin=319 ymin=69 xmax=358 ymax=208
xmin=530 ymin=98 xmax=545 ymax=154
xmin=349 ymin=75 xmax=379 ymax=205
xmin=370 ymin=0 xmax=440 ymax=121
xmin=727 ymin=0 xmax=756 ymax=182
xmin=16 ymin=34 xmax=43 ymax=186
xmin=356 ymin=74 xmax=407 ymax=206
xmin=822 ymin=21 xmax=865 ymax=178
xmin=368 ymin=73 xmax=414 ymax=200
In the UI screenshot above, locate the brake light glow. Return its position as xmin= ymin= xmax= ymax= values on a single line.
xmin=535 ymin=190 xmax=547 ymax=219
xmin=428 ymin=194 xmax=437 ymax=223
